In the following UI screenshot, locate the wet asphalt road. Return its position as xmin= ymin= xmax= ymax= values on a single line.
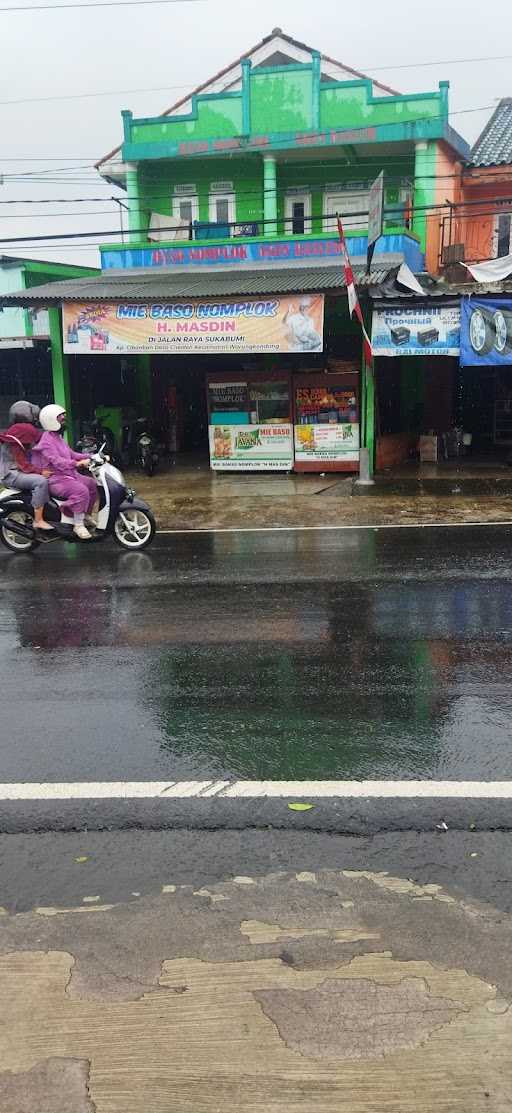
xmin=1 ymin=524 xmax=512 ymax=832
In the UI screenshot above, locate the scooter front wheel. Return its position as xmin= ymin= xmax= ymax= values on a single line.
xmin=0 ymin=509 xmax=40 ymax=553
xmin=113 ymin=507 xmax=156 ymax=550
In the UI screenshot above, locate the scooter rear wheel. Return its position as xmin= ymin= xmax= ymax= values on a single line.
xmin=0 ymin=509 xmax=40 ymax=553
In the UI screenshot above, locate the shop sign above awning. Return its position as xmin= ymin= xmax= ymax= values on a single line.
xmin=371 ymin=304 xmax=461 ymax=357
xmin=62 ymin=294 xmax=325 ymax=356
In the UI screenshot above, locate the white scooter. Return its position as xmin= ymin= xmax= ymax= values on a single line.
xmin=0 ymin=445 xmax=156 ymax=553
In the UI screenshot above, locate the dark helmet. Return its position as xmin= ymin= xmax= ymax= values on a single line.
xmin=8 ymin=400 xmax=40 ymax=425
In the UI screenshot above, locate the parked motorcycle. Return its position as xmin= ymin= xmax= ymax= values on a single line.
xmin=76 ymin=419 xmax=120 ymax=465
xmin=0 ymin=445 xmax=156 ymax=553
xmin=136 ymin=419 xmax=159 ymax=476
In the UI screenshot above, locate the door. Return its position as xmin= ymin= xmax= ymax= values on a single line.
xmin=285 ymin=193 xmax=312 ymax=235
xmin=324 ymin=190 xmax=369 ymax=232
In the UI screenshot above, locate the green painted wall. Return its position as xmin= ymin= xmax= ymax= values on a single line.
xmin=320 ymin=86 xmax=440 ymax=130
xmin=137 ymin=153 xmax=414 ymax=237
xmin=412 ymin=141 xmax=437 ymax=251
xmin=132 ymin=96 xmax=243 ymax=145
xmin=124 ymin=67 xmax=447 ymax=156
xmin=250 ymin=68 xmax=313 ymax=133
xmin=140 ymin=156 xmax=264 ymax=226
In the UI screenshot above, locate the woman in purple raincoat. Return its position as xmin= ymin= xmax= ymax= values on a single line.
xmin=32 ymin=404 xmax=98 ymax=541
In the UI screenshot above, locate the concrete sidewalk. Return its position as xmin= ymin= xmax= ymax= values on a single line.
xmin=132 ymin=465 xmax=512 ymax=531
xmin=1 ymin=865 xmax=511 ymax=1111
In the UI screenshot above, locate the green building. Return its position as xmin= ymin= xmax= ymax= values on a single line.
xmin=1 ymin=29 xmax=470 ymax=473
xmin=0 ymin=256 xmax=97 ymax=426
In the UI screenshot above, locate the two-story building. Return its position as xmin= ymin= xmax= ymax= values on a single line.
xmin=0 ymin=28 xmax=470 ymax=475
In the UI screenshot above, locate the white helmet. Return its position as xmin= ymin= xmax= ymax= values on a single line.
xmin=39 ymin=404 xmax=66 ymax=432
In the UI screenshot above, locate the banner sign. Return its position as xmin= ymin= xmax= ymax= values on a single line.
xmin=63 ymin=296 xmax=324 ymax=356
xmin=460 ymin=298 xmax=512 ymax=365
xmin=294 ymin=422 xmax=359 ymax=463
xmin=368 ymin=172 xmax=384 ymax=250
xmin=372 ymin=305 xmax=461 ymax=356
xmin=209 ymin=423 xmax=293 ymax=470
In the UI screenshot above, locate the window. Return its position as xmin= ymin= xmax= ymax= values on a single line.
xmin=172 ymin=194 xmax=198 ymax=225
xmin=494 ymin=212 xmax=512 ymax=258
xmin=285 ymin=192 xmax=311 ymax=234
xmin=209 ymin=192 xmax=235 ymax=232
xmin=323 ymin=190 xmax=369 ymax=232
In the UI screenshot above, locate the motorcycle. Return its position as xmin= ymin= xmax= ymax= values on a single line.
xmin=136 ymin=420 xmax=159 ymax=477
xmin=76 ymin=420 xmax=120 ymax=466
xmin=0 ymin=445 xmax=156 ymax=553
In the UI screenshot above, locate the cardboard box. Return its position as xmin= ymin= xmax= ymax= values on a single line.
xmin=419 ymin=435 xmax=438 ymax=463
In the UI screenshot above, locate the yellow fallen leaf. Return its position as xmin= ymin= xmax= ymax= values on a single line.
xmin=74 ymin=856 xmax=89 ymax=864
xmin=288 ymin=802 xmax=314 ymax=812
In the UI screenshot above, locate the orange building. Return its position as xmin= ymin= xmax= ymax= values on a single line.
xmin=440 ymin=99 xmax=512 ymax=270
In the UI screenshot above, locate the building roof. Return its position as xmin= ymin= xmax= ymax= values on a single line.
xmin=96 ymin=28 xmax=399 ymax=169
xmin=469 ymin=98 xmax=512 ymax=167
xmin=370 ymin=268 xmax=512 ymax=300
xmin=0 ymin=265 xmax=391 ymax=307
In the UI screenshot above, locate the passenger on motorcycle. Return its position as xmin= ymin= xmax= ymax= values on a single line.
xmin=32 ymin=405 xmax=99 ymax=541
xmin=0 ymin=420 xmax=54 ymax=532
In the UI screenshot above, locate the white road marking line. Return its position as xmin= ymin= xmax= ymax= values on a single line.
xmin=157 ymin=521 xmax=512 ymax=535
xmin=0 ymin=781 xmax=511 ymax=801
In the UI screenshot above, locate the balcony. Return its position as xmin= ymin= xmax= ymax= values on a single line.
xmin=101 ymin=220 xmax=424 ymax=274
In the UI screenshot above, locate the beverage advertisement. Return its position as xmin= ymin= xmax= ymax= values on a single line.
xmin=63 ymin=295 xmax=324 ymax=356
xmin=372 ymin=305 xmax=461 ymax=356
xmin=209 ymin=424 xmax=293 ymax=470
xmin=460 ymin=298 xmax=512 ymax=366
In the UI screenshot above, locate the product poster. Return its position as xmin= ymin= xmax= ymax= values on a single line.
xmin=460 ymin=298 xmax=512 ymax=366
xmin=294 ymin=422 xmax=360 ymax=462
xmin=372 ymin=305 xmax=461 ymax=356
xmin=63 ymin=295 xmax=324 ymax=356
xmin=209 ymin=424 xmax=293 ymax=470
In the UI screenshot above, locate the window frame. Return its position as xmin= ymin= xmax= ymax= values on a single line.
xmin=208 ymin=191 xmax=236 ymax=231
xmin=172 ymin=193 xmax=199 ymax=225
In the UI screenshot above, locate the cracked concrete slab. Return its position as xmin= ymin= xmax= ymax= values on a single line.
xmin=0 ymin=868 xmax=511 ymax=1111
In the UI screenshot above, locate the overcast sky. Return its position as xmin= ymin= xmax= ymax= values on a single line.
xmin=1 ymin=0 xmax=511 ymax=268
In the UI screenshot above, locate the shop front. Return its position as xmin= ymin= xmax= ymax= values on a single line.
xmin=61 ymin=286 xmax=364 ymax=475
xmin=370 ymin=294 xmax=512 ymax=470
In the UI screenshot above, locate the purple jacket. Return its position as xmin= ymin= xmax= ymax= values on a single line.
xmin=32 ymin=431 xmax=89 ymax=476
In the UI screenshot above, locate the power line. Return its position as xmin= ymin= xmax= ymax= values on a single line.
xmin=0 ymin=0 xmax=204 ymax=10
xmin=1 ymin=58 xmax=511 ymax=112
xmin=0 ymin=96 xmax=498 ymax=168
xmin=369 ymin=53 xmax=512 ymax=71
xmin=0 ymin=84 xmax=196 ymax=107
xmin=3 ymin=197 xmax=511 ymax=248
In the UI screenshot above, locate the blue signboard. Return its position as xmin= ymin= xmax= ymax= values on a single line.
xmin=101 ymin=232 xmax=424 ymax=273
xmin=460 ymin=298 xmax=512 ymax=366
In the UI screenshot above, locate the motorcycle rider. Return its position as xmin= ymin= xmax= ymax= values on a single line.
xmin=32 ymin=404 xmax=99 ymax=541
xmin=0 ymin=420 xmax=54 ymax=532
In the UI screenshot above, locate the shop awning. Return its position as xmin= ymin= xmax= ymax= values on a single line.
xmin=0 ymin=265 xmax=392 ymax=308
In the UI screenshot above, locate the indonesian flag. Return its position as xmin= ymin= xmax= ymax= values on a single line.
xmin=337 ymin=216 xmax=373 ymax=365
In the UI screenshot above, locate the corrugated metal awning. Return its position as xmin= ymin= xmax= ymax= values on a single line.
xmin=0 ymin=265 xmax=392 ymax=307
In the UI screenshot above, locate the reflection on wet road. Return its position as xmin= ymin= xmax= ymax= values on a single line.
xmin=1 ymin=526 xmax=512 ymax=783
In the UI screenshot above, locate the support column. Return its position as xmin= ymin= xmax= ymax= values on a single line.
xmin=365 ymin=363 xmax=375 ymax=476
xmin=263 ymin=154 xmax=278 ymax=237
xmin=125 ymin=162 xmax=143 ymax=244
xmin=412 ymin=140 xmax=436 ymax=256
xmin=135 ymin=355 xmax=152 ymax=413
xmin=49 ymin=306 xmax=72 ymax=440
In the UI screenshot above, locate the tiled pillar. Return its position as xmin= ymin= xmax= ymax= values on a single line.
xmin=263 ymin=154 xmax=278 ymax=237
xmin=126 ymin=163 xmax=142 ymax=244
